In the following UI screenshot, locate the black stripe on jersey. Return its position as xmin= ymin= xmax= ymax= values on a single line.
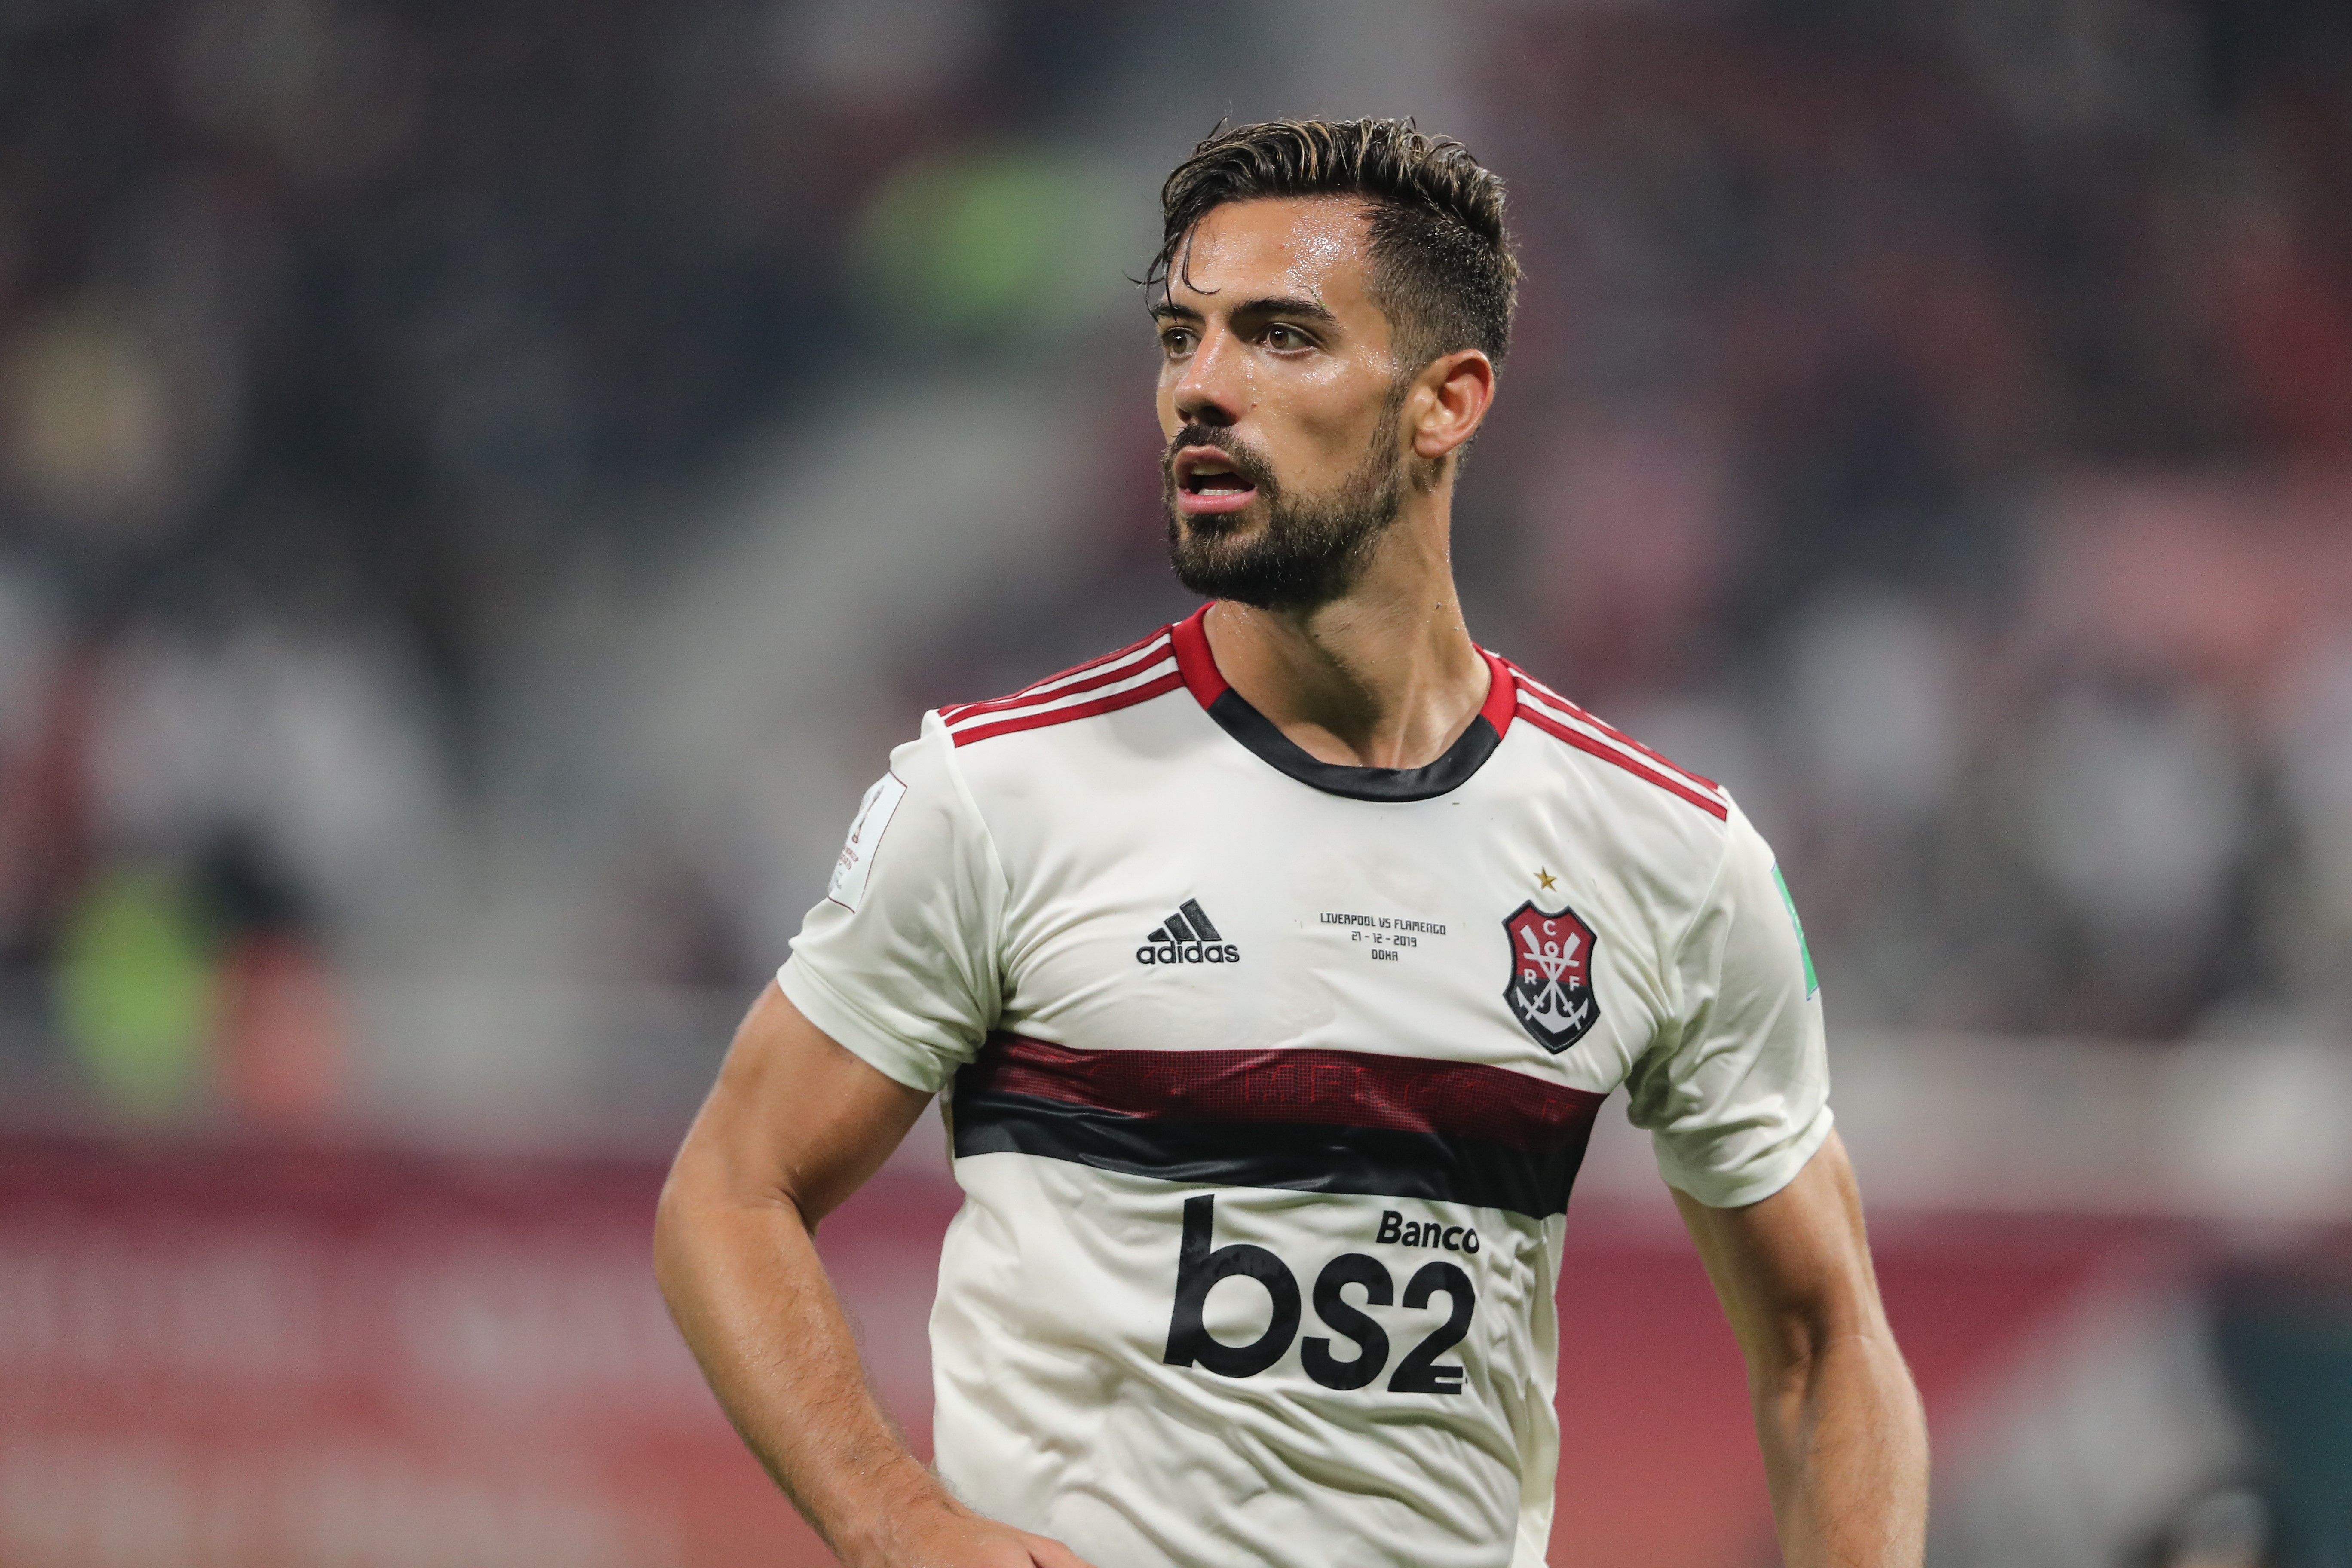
xmin=1178 ymin=900 xmax=1222 ymax=941
xmin=947 ymin=1037 xmax=1605 ymax=1219
xmin=1206 ymin=689 xmax=1503 ymax=802
xmin=951 ymin=1095 xmax=1595 ymax=1219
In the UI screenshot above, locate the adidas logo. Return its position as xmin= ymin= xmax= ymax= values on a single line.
xmin=1135 ymin=899 xmax=1240 ymax=966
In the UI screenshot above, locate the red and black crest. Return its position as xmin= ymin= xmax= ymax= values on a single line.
xmin=1503 ymin=902 xmax=1600 ymax=1053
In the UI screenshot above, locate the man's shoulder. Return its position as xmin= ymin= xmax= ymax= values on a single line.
xmin=930 ymin=622 xmax=1192 ymax=752
xmin=1487 ymin=652 xmax=1735 ymax=830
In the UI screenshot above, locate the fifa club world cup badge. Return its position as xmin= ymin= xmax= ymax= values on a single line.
xmin=1503 ymin=902 xmax=1601 ymax=1053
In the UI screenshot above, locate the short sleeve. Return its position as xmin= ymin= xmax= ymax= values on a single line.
xmin=1624 ymin=803 xmax=1832 ymax=1208
xmin=777 ymin=715 xmax=1005 ymax=1094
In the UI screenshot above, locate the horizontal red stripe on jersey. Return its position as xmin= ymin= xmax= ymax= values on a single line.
xmin=961 ymin=1035 xmax=1603 ymax=1150
xmin=948 ymin=667 xmax=1185 ymax=747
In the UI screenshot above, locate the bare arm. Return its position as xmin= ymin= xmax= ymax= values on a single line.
xmin=1672 ymin=1130 xmax=1928 ymax=1567
xmin=654 ymin=983 xmax=1093 ymax=1568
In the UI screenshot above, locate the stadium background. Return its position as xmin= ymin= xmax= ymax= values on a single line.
xmin=2 ymin=0 xmax=2349 ymax=1562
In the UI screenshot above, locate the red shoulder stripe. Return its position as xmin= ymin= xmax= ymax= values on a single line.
xmin=939 ymin=628 xmax=1172 ymax=723
xmin=950 ymin=668 xmax=1185 ymax=747
xmin=1506 ymin=661 xmax=1724 ymax=796
xmin=939 ymin=634 xmax=1172 ymax=726
xmin=1513 ymin=689 xmax=1730 ymax=820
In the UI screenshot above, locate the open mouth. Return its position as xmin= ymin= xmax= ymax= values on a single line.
xmin=1171 ymin=447 xmax=1263 ymax=516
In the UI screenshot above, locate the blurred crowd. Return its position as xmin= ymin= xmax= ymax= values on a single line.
xmin=0 ymin=0 xmax=1140 ymax=1128
xmin=0 ymin=0 xmax=2349 ymax=1134
xmin=1463 ymin=0 xmax=2352 ymax=1042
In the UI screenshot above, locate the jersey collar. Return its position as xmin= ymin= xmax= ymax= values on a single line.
xmin=1168 ymin=604 xmax=1518 ymax=803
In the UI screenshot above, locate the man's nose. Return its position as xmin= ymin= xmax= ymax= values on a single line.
xmin=1172 ymin=327 xmax=1245 ymax=428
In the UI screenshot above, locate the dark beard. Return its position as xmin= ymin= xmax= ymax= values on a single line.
xmin=1161 ymin=402 xmax=1406 ymax=612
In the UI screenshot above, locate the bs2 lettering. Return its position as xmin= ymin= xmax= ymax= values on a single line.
xmin=1163 ymin=1196 xmax=1474 ymax=1395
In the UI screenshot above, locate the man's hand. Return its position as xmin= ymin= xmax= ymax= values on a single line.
xmin=1673 ymin=1130 xmax=1928 ymax=1568
xmin=654 ymin=984 xmax=1098 ymax=1568
xmin=859 ymin=1500 xmax=1096 ymax=1568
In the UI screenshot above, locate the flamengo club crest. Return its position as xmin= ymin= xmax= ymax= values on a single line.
xmin=1503 ymin=902 xmax=1601 ymax=1053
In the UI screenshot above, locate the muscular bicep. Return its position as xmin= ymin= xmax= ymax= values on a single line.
xmin=668 ymin=981 xmax=933 ymax=1227
xmin=1670 ymin=1130 xmax=1890 ymax=1381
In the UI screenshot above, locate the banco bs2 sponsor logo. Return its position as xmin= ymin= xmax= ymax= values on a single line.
xmin=1136 ymin=898 xmax=1240 ymax=965
xmin=1161 ymin=1196 xmax=1473 ymax=1393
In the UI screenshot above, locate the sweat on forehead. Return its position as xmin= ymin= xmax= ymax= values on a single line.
xmin=1163 ymin=199 xmax=1375 ymax=303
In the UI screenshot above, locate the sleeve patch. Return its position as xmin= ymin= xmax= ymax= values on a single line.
xmin=828 ymin=772 xmax=908 ymax=912
xmin=1771 ymin=863 xmax=1819 ymax=999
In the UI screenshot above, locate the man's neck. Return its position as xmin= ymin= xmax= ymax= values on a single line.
xmin=1202 ymin=518 xmax=1489 ymax=772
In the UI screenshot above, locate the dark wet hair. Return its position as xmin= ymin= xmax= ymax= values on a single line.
xmin=1152 ymin=117 xmax=1520 ymax=373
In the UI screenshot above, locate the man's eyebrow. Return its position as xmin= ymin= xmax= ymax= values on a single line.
xmin=1151 ymin=295 xmax=1339 ymax=327
xmin=1232 ymin=294 xmax=1338 ymax=323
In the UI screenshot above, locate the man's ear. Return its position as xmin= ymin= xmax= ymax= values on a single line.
xmin=1409 ymin=349 xmax=1497 ymax=462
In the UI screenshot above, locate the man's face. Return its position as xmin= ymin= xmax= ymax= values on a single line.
xmin=1153 ymin=198 xmax=1415 ymax=610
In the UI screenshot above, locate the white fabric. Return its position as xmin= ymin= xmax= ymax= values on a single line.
xmin=778 ymin=628 xmax=1829 ymax=1568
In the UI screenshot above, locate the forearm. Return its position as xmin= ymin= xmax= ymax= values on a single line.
xmin=1672 ymin=1139 xmax=1927 ymax=1568
xmin=654 ymin=1180 xmax=961 ymax=1563
xmin=1752 ymin=1326 xmax=1927 ymax=1568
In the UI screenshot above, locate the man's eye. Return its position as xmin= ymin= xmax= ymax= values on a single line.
xmin=1265 ymin=325 xmax=1309 ymax=349
xmin=1160 ymin=329 xmax=1196 ymax=354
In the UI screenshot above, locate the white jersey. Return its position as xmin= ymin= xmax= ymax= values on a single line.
xmin=780 ymin=606 xmax=1829 ymax=1568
